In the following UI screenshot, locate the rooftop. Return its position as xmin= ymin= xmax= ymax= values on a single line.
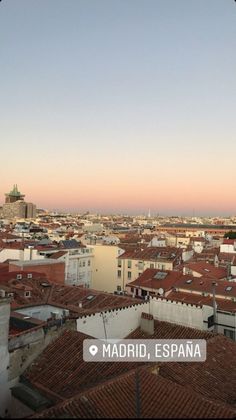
xmin=31 ymin=368 xmax=235 ymax=419
xmin=119 ymin=246 xmax=182 ymax=262
xmin=22 ymin=321 xmax=236 ymax=416
xmin=126 ymin=268 xmax=182 ymax=292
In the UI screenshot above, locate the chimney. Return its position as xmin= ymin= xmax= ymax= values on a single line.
xmin=140 ymin=312 xmax=154 ymax=335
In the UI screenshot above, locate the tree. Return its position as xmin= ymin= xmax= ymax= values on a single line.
xmin=223 ymin=231 xmax=236 ymax=239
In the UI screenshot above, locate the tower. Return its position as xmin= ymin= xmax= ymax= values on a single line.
xmin=5 ymin=184 xmax=25 ymax=203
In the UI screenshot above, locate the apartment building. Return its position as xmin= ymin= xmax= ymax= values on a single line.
xmin=117 ymin=247 xmax=183 ymax=290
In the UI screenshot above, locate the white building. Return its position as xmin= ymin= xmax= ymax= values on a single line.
xmin=41 ymin=246 xmax=94 ymax=287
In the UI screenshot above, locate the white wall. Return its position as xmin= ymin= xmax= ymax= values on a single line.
xmin=90 ymin=245 xmax=124 ymax=293
xmin=151 ymin=297 xmax=213 ymax=330
xmin=77 ymin=302 xmax=149 ymax=339
xmin=65 ymin=249 xmax=93 ymax=287
xmin=0 ymin=248 xmax=45 ymax=263
xmin=220 ymin=243 xmax=236 ymax=254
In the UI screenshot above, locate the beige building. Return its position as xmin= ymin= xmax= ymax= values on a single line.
xmin=3 ymin=201 xmax=27 ymax=219
xmin=118 ymin=247 xmax=183 ymax=290
xmin=89 ymin=244 xmax=125 ymax=293
xmin=165 ymin=233 xmax=191 ymax=248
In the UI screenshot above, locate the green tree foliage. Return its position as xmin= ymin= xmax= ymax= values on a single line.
xmin=224 ymin=231 xmax=236 ymax=239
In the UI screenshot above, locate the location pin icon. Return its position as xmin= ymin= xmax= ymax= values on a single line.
xmin=89 ymin=345 xmax=98 ymax=357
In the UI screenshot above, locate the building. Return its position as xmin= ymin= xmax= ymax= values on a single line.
xmin=126 ymin=268 xmax=182 ymax=298
xmin=89 ymin=244 xmax=125 ymax=293
xmin=8 ymin=259 xmax=65 ymax=285
xmin=2 ymin=185 xmax=36 ymax=220
xmin=5 ymin=185 xmax=25 ymax=203
xmin=117 ymin=247 xmax=184 ymax=290
xmin=39 ymin=240 xmax=94 ymax=287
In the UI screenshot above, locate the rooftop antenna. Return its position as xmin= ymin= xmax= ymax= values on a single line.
xmin=101 ymin=312 xmax=108 ymax=340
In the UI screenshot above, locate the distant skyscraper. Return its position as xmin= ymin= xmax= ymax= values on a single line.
xmin=148 ymin=209 xmax=151 ymax=218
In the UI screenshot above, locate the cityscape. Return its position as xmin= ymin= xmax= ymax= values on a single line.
xmin=1 ymin=1 xmax=236 ymax=419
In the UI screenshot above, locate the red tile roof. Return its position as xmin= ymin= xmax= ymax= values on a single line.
xmin=159 ymin=334 xmax=236 ymax=406
xmin=223 ymin=239 xmax=235 ymax=245
xmin=119 ymin=247 xmax=182 ymax=263
xmin=23 ymin=322 xmax=215 ymax=402
xmin=0 ymin=268 xmax=142 ymax=315
xmin=127 ymin=268 xmax=182 ymax=292
xmin=163 ymin=290 xmax=236 ymax=313
xmin=183 ymin=262 xmax=227 ymax=279
xmin=174 ymin=275 xmax=236 ymax=299
xmin=32 ymin=368 xmax=235 ymax=419
xmin=24 ymin=321 xmax=236 ymax=418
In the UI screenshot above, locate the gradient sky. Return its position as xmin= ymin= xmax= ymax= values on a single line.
xmin=0 ymin=0 xmax=236 ymax=216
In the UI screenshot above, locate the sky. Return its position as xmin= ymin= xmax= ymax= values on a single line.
xmin=0 ymin=0 xmax=236 ymax=216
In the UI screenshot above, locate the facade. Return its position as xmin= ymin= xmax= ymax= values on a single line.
xmin=53 ymin=248 xmax=93 ymax=287
xmin=2 ymin=201 xmax=27 ymax=219
xmin=152 ymin=294 xmax=236 ymax=341
xmin=40 ymin=242 xmax=94 ymax=287
xmin=0 ymin=246 xmax=45 ymax=264
xmin=89 ymin=244 xmax=125 ymax=293
xmin=9 ymin=260 xmax=65 ymax=284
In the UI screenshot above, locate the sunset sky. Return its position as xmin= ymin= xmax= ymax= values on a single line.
xmin=0 ymin=0 xmax=236 ymax=215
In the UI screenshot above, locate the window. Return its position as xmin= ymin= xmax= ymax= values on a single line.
xmin=138 ymin=261 xmax=143 ymax=269
xmin=128 ymin=271 xmax=132 ymax=279
xmin=88 ymin=260 xmax=90 ymax=266
xmin=118 ymin=259 xmax=122 ymax=267
xmin=117 ymin=270 xmax=121 ymax=278
xmin=27 ymin=273 xmax=32 ymax=279
xmin=150 ymin=263 xmax=154 ymax=269
xmin=207 ymin=315 xmax=214 ymax=328
xmin=224 ymin=329 xmax=235 ymax=340
xmin=117 ymin=285 xmax=121 ymax=291
xmin=128 ymin=260 xmax=132 ymax=269
xmin=82 ymin=261 xmax=86 ymax=267
xmin=225 ymin=286 xmax=232 ymax=292
xmin=25 ymin=291 xmax=31 ymax=298
xmin=17 ymin=274 xmax=22 ymax=280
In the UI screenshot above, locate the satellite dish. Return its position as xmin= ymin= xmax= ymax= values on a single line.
xmin=158 ymin=288 xmax=164 ymax=296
